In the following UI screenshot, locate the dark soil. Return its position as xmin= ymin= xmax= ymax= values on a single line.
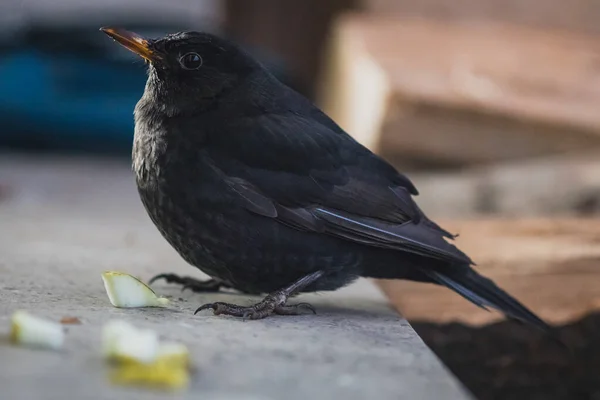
xmin=412 ymin=313 xmax=600 ymax=400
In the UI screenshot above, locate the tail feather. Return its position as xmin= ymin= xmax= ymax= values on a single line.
xmin=423 ymin=267 xmax=556 ymax=338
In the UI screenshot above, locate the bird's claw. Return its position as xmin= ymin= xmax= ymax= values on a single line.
xmin=148 ymin=273 xmax=176 ymax=285
xmin=194 ymin=302 xmax=220 ymax=315
xmin=194 ymin=303 xmax=217 ymax=315
xmin=148 ymin=273 xmax=224 ymax=293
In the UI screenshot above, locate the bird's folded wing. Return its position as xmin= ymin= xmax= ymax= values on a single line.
xmin=223 ymin=175 xmax=471 ymax=265
xmin=210 ymin=111 xmax=473 ymax=266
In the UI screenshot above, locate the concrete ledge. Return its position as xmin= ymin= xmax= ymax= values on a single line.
xmin=0 ymin=154 xmax=471 ymax=399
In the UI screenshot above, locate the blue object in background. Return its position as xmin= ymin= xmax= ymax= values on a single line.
xmin=0 ymin=49 xmax=147 ymax=154
xmin=0 ymin=23 xmax=293 ymax=155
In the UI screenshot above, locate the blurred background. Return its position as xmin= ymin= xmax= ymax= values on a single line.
xmin=2 ymin=1 xmax=600 ymax=399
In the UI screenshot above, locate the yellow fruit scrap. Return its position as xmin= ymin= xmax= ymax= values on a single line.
xmin=101 ymin=320 xmax=191 ymax=390
xmin=109 ymin=360 xmax=190 ymax=391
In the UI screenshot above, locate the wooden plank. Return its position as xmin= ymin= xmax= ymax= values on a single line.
xmin=354 ymin=18 xmax=600 ymax=129
xmin=317 ymin=15 xmax=600 ymax=167
xmin=376 ymin=218 xmax=600 ymax=325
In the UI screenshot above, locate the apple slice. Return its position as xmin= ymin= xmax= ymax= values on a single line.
xmin=101 ymin=271 xmax=169 ymax=308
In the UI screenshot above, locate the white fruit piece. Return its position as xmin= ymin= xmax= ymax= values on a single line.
xmin=101 ymin=271 xmax=169 ymax=308
xmin=10 ymin=310 xmax=64 ymax=350
xmin=102 ymin=320 xmax=159 ymax=364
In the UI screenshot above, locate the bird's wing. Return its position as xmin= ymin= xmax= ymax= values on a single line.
xmin=208 ymin=110 xmax=473 ymax=265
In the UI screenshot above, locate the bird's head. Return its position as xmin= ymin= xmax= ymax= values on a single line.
xmin=101 ymin=27 xmax=260 ymax=111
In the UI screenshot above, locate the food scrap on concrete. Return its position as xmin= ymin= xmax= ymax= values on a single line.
xmin=10 ymin=310 xmax=65 ymax=350
xmin=102 ymin=320 xmax=191 ymax=391
xmin=101 ymin=271 xmax=170 ymax=308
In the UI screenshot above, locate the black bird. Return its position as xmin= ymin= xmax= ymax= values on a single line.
xmin=100 ymin=27 xmax=552 ymax=332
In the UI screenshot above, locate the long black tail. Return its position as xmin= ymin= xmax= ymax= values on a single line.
xmin=423 ymin=266 xmax=561 ymax=341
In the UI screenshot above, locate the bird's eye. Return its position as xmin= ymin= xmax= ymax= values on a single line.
xmin=179 ymin=52 xmax=203 ymax=70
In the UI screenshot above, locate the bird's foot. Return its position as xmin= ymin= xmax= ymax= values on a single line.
xmin=193 ymin=270 xmax=324 ymax=320
xmin=148 ymin=273 xmax=226 ymax=293
xmin=194 ymin=293 xmax=316 ymax=320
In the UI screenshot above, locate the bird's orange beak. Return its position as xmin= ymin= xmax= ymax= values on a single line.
xmin=100 ymin=27 xmax=158 ymax=62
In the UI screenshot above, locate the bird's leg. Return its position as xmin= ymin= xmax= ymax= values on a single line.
xmin=194 ymin=270 xmax=324 ymax=320
xmin=148 ymin=273 xmax=230 ymax=293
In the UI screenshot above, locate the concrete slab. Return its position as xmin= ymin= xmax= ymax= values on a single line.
xmin=0 ymin=153 xmax=471 ymax=400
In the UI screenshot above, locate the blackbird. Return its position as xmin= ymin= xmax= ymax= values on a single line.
xmin=100 ymin=27 xmax=553 ymax=333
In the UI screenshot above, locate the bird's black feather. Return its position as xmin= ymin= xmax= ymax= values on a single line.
xmin=422 ymin=268 xmax=563 ymax=345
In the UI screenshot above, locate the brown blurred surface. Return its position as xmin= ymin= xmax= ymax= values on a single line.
xmin=362 ymin=0 xmax=600 ymax=35
xmin=377 ymin=217 xmax=600 ymax=325
xmin=318 ymin=14 xmax=600 ymax=168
